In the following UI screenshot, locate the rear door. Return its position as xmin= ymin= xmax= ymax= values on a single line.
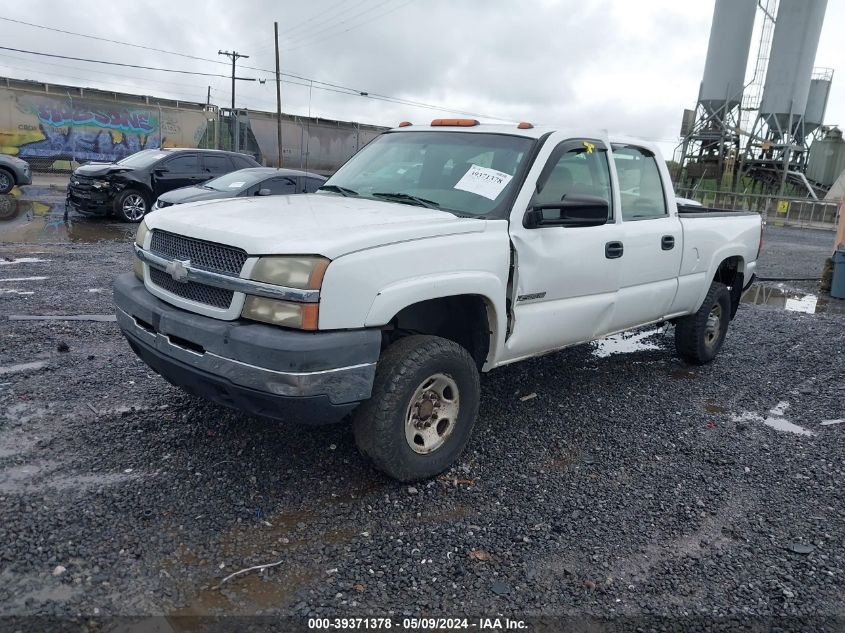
xmin=609 ymin=144 xmax=683 ymax=331
xmin=153 ymin=153 xmax=200 ymax=196
xmin=504 ymin=135 xmax=622 ymax=362
xmin=201 ymin=154 xmax=234 ymax=180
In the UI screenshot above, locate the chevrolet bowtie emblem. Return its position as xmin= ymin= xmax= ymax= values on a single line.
xmin=165 ymin=258 xmax=190 ymax=283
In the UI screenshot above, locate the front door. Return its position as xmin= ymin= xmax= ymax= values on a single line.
xmin=503 ymin=136 xmax=622 ymax=363
xmin=153 ymin=153 xmax=200 ymax=197
xmin=610 ymin=144 xmax=683 ymax=331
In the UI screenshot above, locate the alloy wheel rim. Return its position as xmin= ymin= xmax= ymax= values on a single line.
xmin=405 ymin=373 xmax=460 ymax=454
xmin=0 ymin=172 xmax=10 ymax=190
xmin=123 ymin=194 xmax=146 ymax=221
xmin=704 ymin=303 xmax=722 ymax=347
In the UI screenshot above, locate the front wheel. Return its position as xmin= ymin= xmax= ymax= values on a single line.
xmin=352 ymin=335 xmax=480 ymax=482
xmin=114 ymin=189 xmax=149 ymax=222
xmin=0 ymin=168 xmax=14 ymax=194
xmin=674 ymin=281 xmax=731 ymax=364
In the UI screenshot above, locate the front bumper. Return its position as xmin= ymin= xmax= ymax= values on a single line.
xmin=113 ymin=273 xmax=381 ymax=424
xmin=66 ymin=187 xmax=112 ymax=215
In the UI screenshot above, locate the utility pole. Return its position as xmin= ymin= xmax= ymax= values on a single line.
xmin=218 ymin=49 xmax=249 ymax=152
xmin=274 ymin=22 xmax=283 ymax=167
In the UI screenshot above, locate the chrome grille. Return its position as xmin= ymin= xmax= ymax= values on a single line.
xmin=150 ymin=230 xmax=247 ymax=275
xmin=149 ymin=268 xmax=233 ymax=309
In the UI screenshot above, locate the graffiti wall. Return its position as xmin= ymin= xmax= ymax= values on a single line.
xmin=0 ymin=86 xmax=210 ymax=167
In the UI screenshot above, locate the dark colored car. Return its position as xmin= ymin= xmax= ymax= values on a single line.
xmin=0 ymin=154 xmax=33 ymax=194
xmin=153 ymin=168 xmax=326 ymax=210
xmin=66 ymin=148 xmax=260 ymax=222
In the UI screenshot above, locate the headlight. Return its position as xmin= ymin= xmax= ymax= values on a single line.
xmin=92 ymin=179 xmax=110 ymax=189
xmin=241 ymin=256 xmax=329 ymax=329
xmin=241 ymin=297 xmax=319 ymax=330
xmin=134 ymin=219 xmax=149 ymax=247
xmin=249 ymin=256 xmax=329 ymax=289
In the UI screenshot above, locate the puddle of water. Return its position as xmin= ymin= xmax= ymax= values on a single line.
xmin=0 ymin=196 xmax=134 ymax=243
xmin=821 ymin=419 xmax=844 ymax=426
xmin=731 ymin=401 xmax=815 ymax=437
xmin=742 ymin=285 xmax=843 ymax=315
xmin=0 ymin=461 xmax=141 ymax=494
xmin=593 ymin=328 xmax=663 ymax=358
xmin=0 ymin=276 xmax=47 ymax=282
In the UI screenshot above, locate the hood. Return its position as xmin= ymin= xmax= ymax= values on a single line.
xmin=158 ymin=186 xmax=232 ymax=206
xmin=144 ymin=193 xmax=485 ymax=259
xmin=74 ymin=163 xmax=134 ymax=177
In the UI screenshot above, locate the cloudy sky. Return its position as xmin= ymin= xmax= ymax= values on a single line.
xmin=0 ymin=0 xmax=843 ymax=158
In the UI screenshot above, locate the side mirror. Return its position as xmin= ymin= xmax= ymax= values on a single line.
xmin=525 ymin=194 xmax=609 ymax=228
xmin=153 ymin=167 xmax=168 ymax=176
xmin=256 ymin=188 xmax=272 ymax=196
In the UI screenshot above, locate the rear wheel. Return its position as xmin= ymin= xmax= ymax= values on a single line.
xmin=352 ymin=335 xmax=480 ymax=482
xmin=674 ymin=282 xmax=731 ymax=364
xmin=0 ymin=168 xmax=14 ymax=194
xmin=114 ymin=189 xmax=149 ymax=222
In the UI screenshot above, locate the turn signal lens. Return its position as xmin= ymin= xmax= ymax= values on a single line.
xmin=241 ymin=296 xmax=319 ymax=330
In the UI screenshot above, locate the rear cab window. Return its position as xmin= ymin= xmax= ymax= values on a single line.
xmin=612 ymin=145 xmax=668 ymax=220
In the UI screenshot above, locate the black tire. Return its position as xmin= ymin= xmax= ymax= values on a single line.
xmin=0 ymin=168 xmax=15 ymax=194
xmin=352 ymin=335 xmax=480 ymax=482
xmin=114 ymin=189 xmax=150 ymax=222
xmin=674 ymin=281 xmax=731 ymax=365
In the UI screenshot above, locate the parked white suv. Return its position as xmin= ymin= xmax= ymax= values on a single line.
xmin=114 ymin=120 xmax=763 ymax=481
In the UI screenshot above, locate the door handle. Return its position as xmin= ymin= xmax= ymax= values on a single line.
xmin=605 ymin=241 xmax=624 ymax=259
xmin=661 ymin=235 xmax=675 ymax=250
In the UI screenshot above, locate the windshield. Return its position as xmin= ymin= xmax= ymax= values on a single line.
xmin=116 ymin=150 xmax=168 ymax=168
xmin=203 ymin=169 xmax=264 ymax=191
xmin=322 ymin=131 xmax=535 ymax=217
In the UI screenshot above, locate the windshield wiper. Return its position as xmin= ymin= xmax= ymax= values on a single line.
xmin=372 ymin=192 xmax=440 ymax=209
xmin=318 ymin=184 xmax=358 ymax=197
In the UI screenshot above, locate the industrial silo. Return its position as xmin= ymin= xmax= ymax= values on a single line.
xmin=803 ymin=70 xmax=833 ymax=135
xmin=699 ymin=0 xmax=757 ymax=117
xmin=759 ymin=0 xmax=827 ymax=135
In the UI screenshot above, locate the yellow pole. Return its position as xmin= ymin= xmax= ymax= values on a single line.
xmin=835 ymin=198 xmax=845 ymax=251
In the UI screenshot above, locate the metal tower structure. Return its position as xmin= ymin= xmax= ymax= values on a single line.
xmin=737 ymin=0 xmax=828 ymax=196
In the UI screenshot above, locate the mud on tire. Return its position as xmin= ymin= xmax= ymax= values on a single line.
xmin=352 ymin=335 xmax=480 ymax=482
xmin=674 ymin=281 xmax=732 ymax=365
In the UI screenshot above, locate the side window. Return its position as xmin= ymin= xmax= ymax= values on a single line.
xmin=612 ymin=145 xmax=667 ymax=220
xmin=304 ymin=177 xmax=324 ymax=193
xmin=202 ymin=154 xmax=233 ymax=174
xmin=164 ymin=154 xmax=198 ymax=173
xmin=232 ymin=155 xmax=256 ymax=169
xmin=535 ymin=141 xmax=612 ymax=219
xmin=262 ymin=177 xmax=297 ymax=195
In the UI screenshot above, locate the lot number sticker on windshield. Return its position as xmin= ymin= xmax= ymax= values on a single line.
xmin=454 ymin=164 xmax=513 ymax=200
xmin=228 ymin=182 xmax=245 ymax=188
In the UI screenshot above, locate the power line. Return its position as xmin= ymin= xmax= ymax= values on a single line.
xmin=0 ymin=16 xmax=226 ymax=66
xmin=0 ymin=46 xmax=254 ymax=80
xmin=282 ymin=0 xmax=400 ymax=50
xmin=0 ymin=25 xmax=511 ymax=121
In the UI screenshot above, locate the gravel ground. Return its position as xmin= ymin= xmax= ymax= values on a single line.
xmin=1 ymin=192 xmax=844 ymax=630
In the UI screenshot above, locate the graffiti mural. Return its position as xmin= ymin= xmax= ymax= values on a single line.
xmin=0 ymin=87 xmax=211 ymax=166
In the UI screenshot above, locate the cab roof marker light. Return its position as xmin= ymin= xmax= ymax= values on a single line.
xmin=398 ymin=121 xmax=412 ymax=127
xmin=430 ymin=119 xmax=479 ymax=127
xmin=517 ymin=122 xmax=534 ymax=129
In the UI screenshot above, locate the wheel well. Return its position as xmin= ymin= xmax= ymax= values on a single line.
xmin=382 ymin=295 xmax=492 ymax=369
xmin=714 ymin=256 xmax=744 ymax=319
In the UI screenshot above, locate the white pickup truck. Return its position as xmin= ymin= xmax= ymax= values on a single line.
xmin=114 ymin=120 xmax=763 ymax=481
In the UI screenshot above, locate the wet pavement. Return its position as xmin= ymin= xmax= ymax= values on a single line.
xmin=0 ymin=188 xmax=135 ymax=244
